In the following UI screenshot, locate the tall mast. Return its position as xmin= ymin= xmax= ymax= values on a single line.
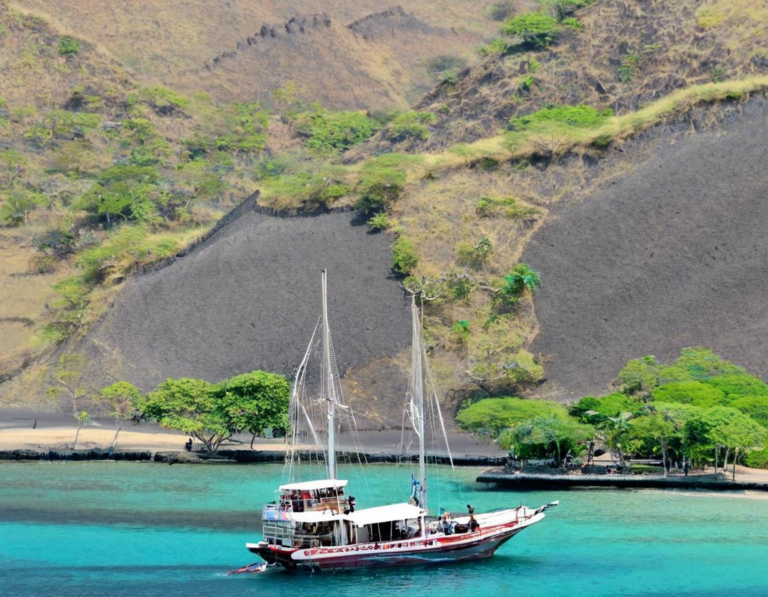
xmin=322 ymin=270 xmax=336 ymax=480
xmin=411 ymin=295 xmax=427 ymax=512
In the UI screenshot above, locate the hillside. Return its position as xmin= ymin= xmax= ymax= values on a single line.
xmin=524 ymin=99 xmax=768 ymax=399
xmin=68 ymin=200 xmax=413 ymax=428
xmin=2 ymin=0 xmax=768 ymax=428
xmin=355 ymin=0 xmax=768 ymax=153
xmin=8 ymin=1 xmax=498 ymax=110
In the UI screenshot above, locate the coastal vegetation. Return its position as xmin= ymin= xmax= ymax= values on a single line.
xmin=458 ymin=348 xmax=768 ymax=475
xmin=137 ymin=371 xmax=291 ymax=453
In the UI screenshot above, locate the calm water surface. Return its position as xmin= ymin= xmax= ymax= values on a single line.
xmin=1 ymin=461 xmax=767 ymax=596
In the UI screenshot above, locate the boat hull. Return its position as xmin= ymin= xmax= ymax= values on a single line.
xmin=248 ymin=511 xmax=543 ymax=571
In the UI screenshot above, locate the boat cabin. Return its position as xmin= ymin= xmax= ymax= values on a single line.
xmin=262 ymin=479 xmax=349 ymax=547
xmin=347 ymin=503 xmax=425 ymax=544
xmin=262 ymin=481 xmax=425 ymax=550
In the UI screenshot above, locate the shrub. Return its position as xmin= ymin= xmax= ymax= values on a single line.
xmin=392 ymin=237 xmax=418 ymax=275
xmin=75 ymin=165 xmax=160 ymax=224
xmin=367 ymin=212 xmax=390 ymax=231
xmin=76 ymin=225 xmax=183 ymax=284
xmin=451 ymin=320 xmax=471 ymax=343
xmin=456 ymin=237 xmax=493 ymax=267
xmin=509 ymin=104 xmax=613 ymax=131
xmin=425 ymin=55 xmax=467 ymax=79
xmin=548 ymin=0 xmax=594 ymax=21
xmin=496 ymin=263 xmax=541 ymax=306
xmin=128 ymin=86 xmax=190 ymax=116
xmin=561 ymin=17 xmax=582 ymax=30
xmin=619 ymin=54 xmax=638 ymax=83
xmin=293 ymin=108 xmax=379 ymax=156
xmin=501 ymin=12 xmax=560 ymax=48
xmin=476 ymin=38 xmax=510 ymax=57
xmin=476 ymin=195 xmax=537 ymax=218
xmin=58 ymin=36 xmax=80 ymax=56
xmin=357 ymin=182 xmax=402 ymax=215
xmin=389 ymin=111 xmax=436 ymax=142
xmin=28 ymin=254 xmax=57 ymax=274
xmin=446 ymin=270 xmax=474 ymax=301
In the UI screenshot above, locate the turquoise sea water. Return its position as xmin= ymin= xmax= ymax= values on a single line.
xmin=1 ymin=461 xmax=767 ymax=596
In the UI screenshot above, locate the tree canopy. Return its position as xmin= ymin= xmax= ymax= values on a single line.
xmin=457 ymin=397 xmax=566 ymax=437
xmin=458 ymin=347 xmax=768 ymax=474
xmin=137 ymin=371 xmax=290 ymax=453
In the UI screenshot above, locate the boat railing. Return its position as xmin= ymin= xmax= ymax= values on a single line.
xmin=262 ymin=503 xmax=292 ymax=522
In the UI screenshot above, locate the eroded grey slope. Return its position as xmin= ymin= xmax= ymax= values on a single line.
xmin=81 ymin=206 xmax=411 ymax=392
xmin=525 ymin=100 xmax=768 ymax=399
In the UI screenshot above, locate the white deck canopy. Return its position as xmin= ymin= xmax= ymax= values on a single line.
xmin=347 ymin=503 xmax=425 ymax=527
xmin=278 ymin=479 xmax=348 ymax=492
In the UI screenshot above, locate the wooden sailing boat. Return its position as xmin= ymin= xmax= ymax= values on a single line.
xmin=245 ymin=271 xmax=557 ymax=571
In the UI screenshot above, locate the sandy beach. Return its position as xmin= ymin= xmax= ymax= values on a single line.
xmin=0 ymin=408 xmax=506 ymax=457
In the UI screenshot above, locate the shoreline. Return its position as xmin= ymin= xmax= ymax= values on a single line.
xmin=476 ymin=469 xmax=768 ymax=492
xmin=0 ymin=448 xmax=505 ymax=467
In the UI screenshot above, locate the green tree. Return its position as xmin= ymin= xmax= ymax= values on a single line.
xmin=652 ymin=402 xmax=702 ymax=470
xmin=138 ymin=373 xmax=290 ymax=453
xmin=73 ymin=411 xmax=90 ymax=450
xmin=687 ymin=407 xmax=767 ymax=479
xmin=616 ymin=355 xmax=658 ymax=396
xmin=0 ymin=186 xmax=46 ymax=226
xmin=705 ymin=374 xmax=768 ymax=401
xmin=97 ymin=381 xmax=140 ymax=449
xmin=657 ymin=347 xmax=745 ymax=383
xmin=457 ymin=397 xmax=566 ymax=437
xmin=601 ymin=413 xmax=634 ymax=467
xmin=500 ymin=415 xmax=592 ymax=465
xmin=570 ymin=392 xmax=643 ymax=423
xmin=212 ymin=371 xmax=291 ymax=449
xmin=731 ymin=396 xmax=768 ymax=428
xmin=630 ymin=413 xmax=675 ymax=475
xmin=139 ymin=378 xmax=224 ymax=453
xmin=48 ymin=354 xmax=90 ymax=449
xmin=651 ymin=381 xmax=727 ymax=408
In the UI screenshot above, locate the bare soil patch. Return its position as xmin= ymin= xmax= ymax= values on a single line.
xmin=524 ymin=99 xmax=768 ymax=399
xmin=75 ymin=202 xmax=412 ymax=410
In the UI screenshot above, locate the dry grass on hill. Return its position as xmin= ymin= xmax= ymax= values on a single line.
xmin=353 ymin=0 xmax=768 ymax=152
xmin=8 ymin=0 xmax=502 ymax=109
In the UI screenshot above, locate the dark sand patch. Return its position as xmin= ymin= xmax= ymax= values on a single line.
xmin=524 ymin=100 xmax=768 ymax=399
xmin=78 ymin=205 xmax=412 ymax=402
